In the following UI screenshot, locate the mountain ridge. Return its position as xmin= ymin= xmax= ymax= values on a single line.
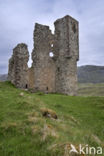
xmin=77 ymin=65 xmax=104 ymax=83
xmin=0 ymin=74 xmax=8 ymax=81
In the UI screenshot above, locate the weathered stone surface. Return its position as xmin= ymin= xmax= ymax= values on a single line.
xmin=8 ymin=43 xmax=29 ymax=88
xmin=54 ymin=15 xmax=79 ymax=95
xmin=28 ymin=67 xmax=34 ymax=89
xmin=32 ymin=23 xmax=56 ymax=93
xmin=8 ymin=15 xmax=79 ymax=95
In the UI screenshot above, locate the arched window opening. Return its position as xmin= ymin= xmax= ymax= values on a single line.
xmin=49 ymin=52 xmax=54 ymax=58
xmin=72 ymin=23 xmax=76 ymax=33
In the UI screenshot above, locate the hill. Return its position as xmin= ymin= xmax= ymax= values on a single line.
xmin=78 ymin=65 xmax=104 ymax=83
xmin=78 ymin=83 xmax=104 ymax=96
xmin=0 ymin=74 xmax=8 ymax=81
xmin=0 ymin=81 xmax=104 ymax=155
xmin=1 ymin=65 xmax=104 ymax=83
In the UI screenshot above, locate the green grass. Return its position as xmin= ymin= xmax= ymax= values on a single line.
xmin=0 ymin=81 xmax=104 ymax=155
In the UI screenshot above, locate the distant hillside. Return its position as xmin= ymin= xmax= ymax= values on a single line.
xmin=0 ymin=74 xmax=8 ymax=81
xmin=78 ymin=65 xmax=104 ymax=83
xmin=1 ymin=65 xmax=104 ymax=83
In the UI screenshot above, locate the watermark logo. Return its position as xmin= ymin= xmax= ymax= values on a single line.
xmin=70 ymin=144 xmax=103 ymax=155
xmin=70 ymin=144 xmax=79 ymax=154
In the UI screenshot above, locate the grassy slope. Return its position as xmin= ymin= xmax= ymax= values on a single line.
xmin=78 ymin=83 xmax=104 ymax=96
xmin=0 ymin=82 xmax=104 ymax=156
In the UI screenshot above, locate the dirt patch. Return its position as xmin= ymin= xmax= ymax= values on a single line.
xmin=40 ymin=108 xmax=58 ymax=119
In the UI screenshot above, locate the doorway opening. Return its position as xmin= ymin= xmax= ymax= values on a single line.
xmin=25 ymin=84 xmax=28 ymax=89
xmin=46 ymin=87 xmax=48 ymax=91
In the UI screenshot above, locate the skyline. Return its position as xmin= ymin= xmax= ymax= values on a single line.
xmin=0 ymin=0 xmax=104 ymax=74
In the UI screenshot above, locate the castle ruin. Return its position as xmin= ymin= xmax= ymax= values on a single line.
xmin=8 ymin=15 xmax=79 ymax=95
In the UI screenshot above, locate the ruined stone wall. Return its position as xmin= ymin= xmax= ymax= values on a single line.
xmin=28 ymin=67 xmax=35 ymax=89
xmin=8 ymin=15 xmax=79 ymax=95
xmin=32 ymin=23 xmax=56 ymax=93
xmin=8 ymin=43 xmax=29 ymax=88
xmin=54 ymin=15 xmax=79 ymax=95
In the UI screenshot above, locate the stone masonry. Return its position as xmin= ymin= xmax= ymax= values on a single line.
xmin=54 ymin=15 xmax=79 ymax=95
xmin=32 ymin=23 xmax=56 ymax=93
xmin=8 ymin=43 xmax=29 ymax=88
xmin=8 ymin=15 xmax=79 ymax=95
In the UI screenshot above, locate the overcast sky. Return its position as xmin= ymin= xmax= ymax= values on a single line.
xmin=0 ymin=0 xmax=104 ymax=74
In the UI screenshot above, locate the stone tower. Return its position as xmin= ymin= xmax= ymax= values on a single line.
xmin=54 ymin=15 xmax=79 ymax=95
xmin=32 ymin=23 xmax=56 ymax=93
xmin=8 ymin=43 xmax=29 ymax=88
xmin=8 ymin=15 xmax=79 ymax=95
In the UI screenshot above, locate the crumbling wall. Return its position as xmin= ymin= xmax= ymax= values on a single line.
xmin=8 ymin=43 xmax=29 ymax=88
xmin=54 ymin=15 xmax=79 ymax=95
xmin=28 ymin=67 xmax=35 ymax=89
xmin=32 ymin=23 xmax=55 ymax=93
xmin=8 ymin=15 xmax=79 ymax=95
